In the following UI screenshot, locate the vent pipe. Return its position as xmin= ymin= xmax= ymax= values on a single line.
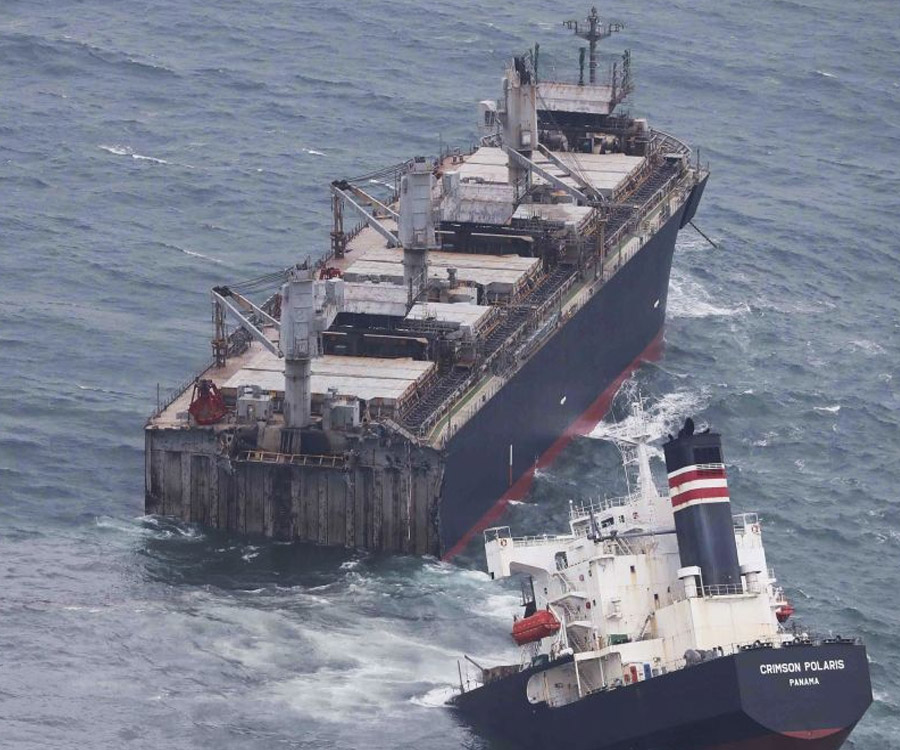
xmin=398 ymin=156 xmax=437 ymax=305
xmin=280 ymin=266 xmax=316 ymax=432
xmin=502 ymin=56 xmax=538 ymax=194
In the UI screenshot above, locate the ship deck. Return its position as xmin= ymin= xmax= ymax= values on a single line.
xmin=444 ymin=146 xmax=647 ymax=199
xmin=338 ymin=231 xmax=542 ymax=300
xmin=150 ymin=134 xmax=698 ymax=447
xmin=148 ymin=342 xmax=438 ymax=429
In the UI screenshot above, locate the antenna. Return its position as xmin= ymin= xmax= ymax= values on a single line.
xmin=563 ymin=7 xmax=625 ymax=85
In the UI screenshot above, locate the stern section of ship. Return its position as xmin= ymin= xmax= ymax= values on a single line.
xmin=452 ymin=642 xmax=871 ymax=750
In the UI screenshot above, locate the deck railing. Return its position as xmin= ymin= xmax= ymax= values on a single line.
xmin=238 ymin=450 xmax=346 ymax=468
xmin=147 ymin=358 xmax=214 ymax=423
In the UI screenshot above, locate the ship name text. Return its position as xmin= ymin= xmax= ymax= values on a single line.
xmin=758 ymin=659 xmax=845 ymax=687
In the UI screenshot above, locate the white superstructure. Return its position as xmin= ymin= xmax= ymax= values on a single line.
xmin=482 ymin=407 xmax=793 ymax=709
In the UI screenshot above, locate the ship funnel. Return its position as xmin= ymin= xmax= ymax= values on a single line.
xmin=280 ymin=266 xmax=316 ymax=432
xmin=663 ymin=420 xmax=741 ymax=592
xmin=398 ymin=156 xmax=437 ymax=305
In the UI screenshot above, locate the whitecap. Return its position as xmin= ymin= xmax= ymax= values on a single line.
xmin=159 ymin=241 xmax=226 ymax=265
xmin=815 ymin=70 xmax=837 ymax=79
xmin=751 ymin=431 xmax=776 ymax=447
xmin=410 ymin=685 xmax=456 ymax=708
xmin=873 ymin=689 xmax=897 ymax=708
xmin=95 ymin=515 xmax=161 ymax=538
xmin=172 ymin=524 xmax=204 ymax=539
xmin=813 ymin=405 xmax=841 ymax=414
xmin=675 ymin=235 xmax=710 ymax=254
xmin=589 ymin=385 xmax=706 ymax=447
xmin=302 ymin=147 xmax=327 ymax=156
xmin=132 ymin=153 xmax=168 ymax=164
xmin=456 ymin=568 xmax=493 ymax=583
xmin=99 ymin=144 xmax=131 ymax=156
xmin=178 ymin=247 xmax=225 ymax=264
xmin=848 ymin=339 xmax=884 ymax=356
xmin=99 ymin=144 xmax=170 ymax=165
xmin=667 ymin=268 xmax=747 ymax=319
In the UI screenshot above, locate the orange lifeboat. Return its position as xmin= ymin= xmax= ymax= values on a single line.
xmin=775 ymin=603 xmax=795 ymax=623
xmin=511 ymin=609 xmax=561 ymax=646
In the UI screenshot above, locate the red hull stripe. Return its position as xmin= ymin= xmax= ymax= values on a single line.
xmin=668 ymin=467 xmax=726 ymax=488
xmin=781 ymin=728 xmax=843 ymax=740
xmin=670 ymin=486 xmax=732 ymax=507
xmin=707 ymin=727 xmax=847 ymax=749
xmin=441 ymin=330 xmax=665 ymax=561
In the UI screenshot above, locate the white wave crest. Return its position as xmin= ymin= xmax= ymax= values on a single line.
xmin=589 ymin=386 xmax=707 ymax=446
xmin=159 ymin=242 xmax=226 ymax=265
xmin=95 ymin=515 xmax=204 ymax=541
xmin=99 ymin=144 xmax=168 ymax=164
xmin=849 ymin=339 xmax=884 ymax=356
xmin=99 ymin=144 xmax=131 ymax=156
xmin=410 ymin=685 xmax=456 ymax=708
xmin=178 ymin=247 xmax=224 ymax=264
xmin=132 ymin=153 xmax=168 ymax=164
xmin=813 ymin=404 xmax=841 ymax=414
xmin=302 ymin=147 xmax=327 ymax=156
xmin=95 ymin=516 xmax=155 ymax=537
xmin=667 ymin=268 xmax=747 ymax=319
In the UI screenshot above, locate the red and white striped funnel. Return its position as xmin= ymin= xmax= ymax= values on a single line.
xmin=663 ymin=419 xmax=741 ymax=589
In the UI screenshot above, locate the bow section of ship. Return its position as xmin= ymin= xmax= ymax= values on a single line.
xmin=145 ymin=10 xmax=709 ymax=558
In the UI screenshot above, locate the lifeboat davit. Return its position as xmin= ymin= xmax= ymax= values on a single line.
xmin=511 ymin=609 xmax=561 ymax=646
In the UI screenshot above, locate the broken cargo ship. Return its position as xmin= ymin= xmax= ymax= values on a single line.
xmin=144 ymin=9 xmax=710 ymax=557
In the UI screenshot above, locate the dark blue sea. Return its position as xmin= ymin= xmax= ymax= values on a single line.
xmin=2 ymin=0 xmax=898 ymax=747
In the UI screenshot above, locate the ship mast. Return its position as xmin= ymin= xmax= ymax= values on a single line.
xmin=563 ymin=6 xmax=624 ymax=85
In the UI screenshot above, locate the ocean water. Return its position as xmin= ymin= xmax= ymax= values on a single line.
xmin=1 ymin=0 xmax=898 ymax=747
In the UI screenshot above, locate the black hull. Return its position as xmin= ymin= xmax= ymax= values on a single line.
xmin=452 ymin=643 xmax=872 ymax=750
xmin=441 ymin=198 xmax=691 ymax=557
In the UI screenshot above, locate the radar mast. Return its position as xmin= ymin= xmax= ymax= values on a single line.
xmin=563 ymin=6 xmax=625 ymax=84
